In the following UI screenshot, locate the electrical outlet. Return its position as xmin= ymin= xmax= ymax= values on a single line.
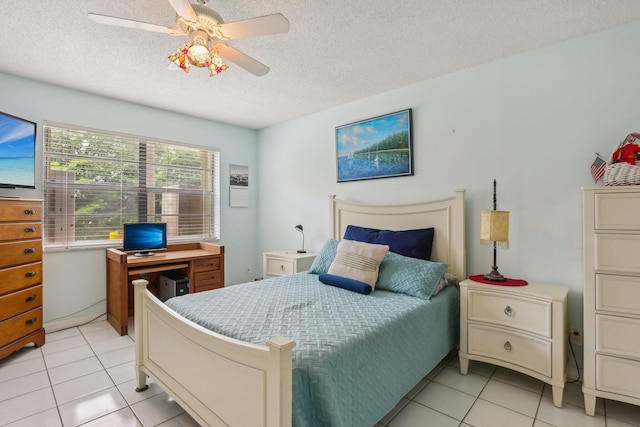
xmin=569 ymin=327 xmax=583 ymax=346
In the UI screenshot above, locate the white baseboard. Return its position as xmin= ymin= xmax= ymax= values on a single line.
xmin=44 ymin=313 xmax=107 ymax=333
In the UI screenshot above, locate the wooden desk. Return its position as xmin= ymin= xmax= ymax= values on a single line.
xmin=106 ymin=242 xmax=224 ymax=335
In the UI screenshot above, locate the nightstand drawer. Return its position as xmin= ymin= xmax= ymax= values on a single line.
xmin=596 ymin=274 xmax=640 ymax=315
xmin=596 ymin=354 xmax=640 ymax=399
xmin=265 ymin=258 xmax=294 ymax=276
xmin=468 ymin=324 xmax=552 ymax=377
xmin=596 ymin=314 xmax=640 ymax=359
xmin=468 ymin=290 xmax=552 ymax=338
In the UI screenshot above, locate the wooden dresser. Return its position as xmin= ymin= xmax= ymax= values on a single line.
xmin=0 ymin=198 xmax=45 ymax=360
xmin=583 ymin=186 xmax=640 ymax=415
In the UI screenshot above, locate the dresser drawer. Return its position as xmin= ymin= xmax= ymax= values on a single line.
xmin=596 ymin=314 xmax=640 ymax=359
xmin=596 ymin=354 xmax=640 ymax=399
xmin=194 ymin=256 xmax=221 ymax=273
xmin=468 ymin=324 xmax=552 ymax=377
xmin=468 ymin=290 xmax=552 ymax=337
xmin=0 ymin=307 xmax=42 ymax=344
xmin=596 ymin=274 xmax=640 ymax=315
xmin=0 ymin=285 xmax=42 ymax=322
xmin=194 ymin=270 xmax=223 ymax=292
xmin=595 ymin=235 xmax=640 ymax=274
xmin=595 ymin=192 xmax=640 ymax=231
xmin=0 ymin=240 xmax=42 ymax=269
xmin=265 ymin=258 xmax=294 ymax=276
xmin=0 ymin=223 xmax=42 ymax=242
xmin=0 ymin=203 xmax=42 ymax=222
xmin=0 ymin=262 xmax=42 ymax=295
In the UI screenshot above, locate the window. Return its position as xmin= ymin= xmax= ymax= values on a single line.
xmin=43 ymin=122 xmax=220 ymax=249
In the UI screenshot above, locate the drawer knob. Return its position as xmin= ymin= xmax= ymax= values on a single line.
xmin=504 ymin=306 xmax=513 ymax=316
xmin=24 ymin=209 xmax=36 ymax=215
xmin=25 ymin=294 xmax=37 ymax=302
xmin=25 ymin=271 xmax=37 ymax=277
xmin=280 ymin=265 xmax=285 ymax=271
xmin=25 ymin=317 xmax=37 ymax=325
xmin=504 ymin=341 xmax=512 ymax=352
xmin=25 ymin=227 xmax=36 ymax=233
xmin=24 ymin=248 xmax=36 ymax=254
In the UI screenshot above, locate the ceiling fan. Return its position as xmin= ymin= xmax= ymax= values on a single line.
xmin=88 ymin=0 xmax=289 ymax=77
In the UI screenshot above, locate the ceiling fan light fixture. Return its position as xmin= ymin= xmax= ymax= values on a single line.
xmin=168 ymin=44 xmax=191 ymax=72
xmin=208 ymin=51 xmax=228 ymax=76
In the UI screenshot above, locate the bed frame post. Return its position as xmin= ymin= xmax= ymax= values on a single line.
xmin=266 ymin=336 xmax=296 ymax=427
xmin=132 ymin=279 xmax=149 ymax=392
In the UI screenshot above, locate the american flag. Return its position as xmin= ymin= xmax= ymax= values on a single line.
xmin=590 ymin=155 xmax=606 ymax=183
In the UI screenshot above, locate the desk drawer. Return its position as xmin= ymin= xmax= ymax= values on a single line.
xmin=468 ymin=324 xmax=551 ymax=377
xmin=0 ymin=307 xmax=42 ymax=344
xmin=194 ymin=256 xmax=221 ymax=272
xmin=0 ymin=262 xmax=42 ymax=295
xmin=0 ymin=223 xmax=42 ymax=241
xmin=194 ymin=270 xmax=223 ymax=291
xmin=0 ymin=240 xmax=42 ymax=269
xmin=0 ymin=285 xmax=42 ymax=322
xmin=468 ymin=290 xmax=552 ymax=338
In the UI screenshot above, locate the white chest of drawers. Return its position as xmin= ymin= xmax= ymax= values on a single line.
xmin=583 ymin=186 xmax=640 ymax=415
xmin=459 ymin=279 xmax=568 ymax=407
xmin=262 ymin=251 xmax=316 ymax=279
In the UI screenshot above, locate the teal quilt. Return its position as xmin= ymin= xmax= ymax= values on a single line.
xmin=166 ymin=272 xmax=459 ymax=427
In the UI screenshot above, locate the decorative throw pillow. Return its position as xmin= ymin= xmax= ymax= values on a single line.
xmin=318 ymin=273 xmax=372 ymax=295
xmin=343 ymin=225 xmax=435 ymax=260
xmin=376 ymin=251 xmax=448 ymax=299
xmin=309 ymin=239 xmax=339 ymax=274
xmin=327 ymin=239 xmax=389 ymax=289
xmin=432 ymin=272 xmax=459 ymax=297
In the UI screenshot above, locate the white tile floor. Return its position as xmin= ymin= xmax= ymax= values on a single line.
xmin=1 ymin=318 xmax=639 ymax=427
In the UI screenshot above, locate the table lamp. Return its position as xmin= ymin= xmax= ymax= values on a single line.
xmin=480 ymin=179 xmax=509 ymax=282
xmin=295 ymin=224 xmax=306 ymax=253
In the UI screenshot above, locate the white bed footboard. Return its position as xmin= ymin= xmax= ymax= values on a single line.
xmin=133 ymin=279 xmax=295 ymax=427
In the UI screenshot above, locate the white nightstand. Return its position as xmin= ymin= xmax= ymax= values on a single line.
xmin=458 ymin=279 xmax=569 ymax=407
xmin=262 ymin=251 xmax=316 ymax=279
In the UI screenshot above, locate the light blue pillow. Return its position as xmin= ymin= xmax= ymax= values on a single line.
xmin=376 ymin=251 xmax=448 ymax=300
xmin=308 ymin=239 xmax=339 ymax=274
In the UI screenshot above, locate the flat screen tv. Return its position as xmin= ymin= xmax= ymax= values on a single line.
xmin=123 ymin=223 xmax=167 ymax=257
xmin=0 ymin=111 xmax=36 ymax=189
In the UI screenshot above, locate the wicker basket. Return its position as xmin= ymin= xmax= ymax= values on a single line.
xmin=604 ymin=162 xmax=640 ymax=186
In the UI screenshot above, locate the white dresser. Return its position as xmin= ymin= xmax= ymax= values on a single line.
xmin=262 ymin=251 xmax=316 ymax=279
xmin=583 ymin=186 xmax=640 ymax=415
xmin=459 ymin=279 xmax=568 ymax=407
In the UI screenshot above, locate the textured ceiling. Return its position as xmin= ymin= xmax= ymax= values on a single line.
xmin=2 ymin=1 xmax=640 ymax=129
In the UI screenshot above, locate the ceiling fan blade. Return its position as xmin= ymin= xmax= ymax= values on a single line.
xmin=167 ymin=0 xmax=199 ymax=22
xmin=215 ymin=43 xmax=270 ymax=76
xmin=88 ymin=13 xmax=179 ymax=35
xmin=218 ymin=14 xmax=290 ymax=39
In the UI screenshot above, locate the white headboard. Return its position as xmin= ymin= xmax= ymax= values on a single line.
xmin=329 ymin=189 xmax=466 ymax=279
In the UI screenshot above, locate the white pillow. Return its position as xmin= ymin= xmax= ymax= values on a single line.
xmin=328 ymin=239 xmax=389 ymax=289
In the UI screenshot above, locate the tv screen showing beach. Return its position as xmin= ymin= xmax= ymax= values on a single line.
xmin=0 ymin=112 xmax=36 ymax=189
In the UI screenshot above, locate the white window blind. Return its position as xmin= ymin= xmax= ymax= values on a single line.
xmin=43 ymin=122 xmax=220 ymax=249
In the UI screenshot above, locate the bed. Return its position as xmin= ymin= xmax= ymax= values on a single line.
xmin=133 ymin=189 xmax=466 ymax=426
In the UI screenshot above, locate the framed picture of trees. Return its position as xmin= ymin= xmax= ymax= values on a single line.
xmin=335 ymin=109 xmax=413 ymax=182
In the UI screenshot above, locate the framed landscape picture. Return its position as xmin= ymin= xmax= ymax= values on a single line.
xmin=336 ymin=109 xmax=413 ymax=182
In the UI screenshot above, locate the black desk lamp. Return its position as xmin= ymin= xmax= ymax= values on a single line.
xmin=295 ymin=224 xmax=306 ymax=253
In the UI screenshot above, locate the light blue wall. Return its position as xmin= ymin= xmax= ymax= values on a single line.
xmin=257 ymin=19 xmax=640 ymax=338
xmin=0 ymin=73 xmax=260 ymax=325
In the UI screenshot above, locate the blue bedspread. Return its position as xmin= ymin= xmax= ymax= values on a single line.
xmin=166 ymin=272 xmax=459 ymax=427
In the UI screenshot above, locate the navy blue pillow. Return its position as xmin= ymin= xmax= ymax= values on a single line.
xmin=344 ymin=225 xmax=435 ymax=261
xmin=318 ymin=273 xmax=372 ymax=295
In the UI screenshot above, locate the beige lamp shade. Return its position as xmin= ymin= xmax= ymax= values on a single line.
xmin=480 ymin=210 xmax=509 ymax=248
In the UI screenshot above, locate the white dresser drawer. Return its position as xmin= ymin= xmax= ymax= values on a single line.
xmin=596 ymin=274 xmax=640 ymax=315
xmin=596 ymin=354 xmax=640 ymax=399
xmin=595 ymin=192 xmax=640 ymax=231
xmin=467 ymin=324 xmax=552 ymax=377
xmin=265 ymin=258 xmax=294 ymax=276
xmin=468 ymin=290 xmax=552 ymax=338
xmin=595 ymin=235 xmax=640 ymax=274
xmin=596 ymin=314 xmax=640 ymax=359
